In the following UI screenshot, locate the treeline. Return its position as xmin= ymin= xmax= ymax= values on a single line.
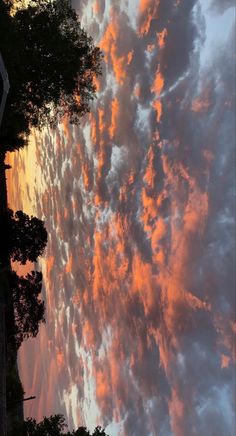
xmin=0 ymin=0 xmax=104 ymax=432
xmin=8 ymin=414 xmax=109 ymax=435
xmin=0 ymin=0 xmax=103 ymax=345
xmin=0 ymin=209 xmax=47 ymax=350
xmin=0 ymin=209 xmax=48 ymax=431
xmin=0 ymin=0 xmax=102 ymax=152
xmin=1 ymin=212 xmax=109 ymax=436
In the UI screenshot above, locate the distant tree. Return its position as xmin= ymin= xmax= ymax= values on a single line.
xmin=5 ymin=209 xmax=48 ymax=264
xmin=0 ymin=131 xmax=28 ymax=152
xmin=1 ymin=0 xmax=102 ymax=133
xmin=7 ymin=414 xmax=109 ymax=435
xmin=6 ymin=366 xmax=25 ymax=409
xmin=8 ymin=270 xmax=45 ymax=348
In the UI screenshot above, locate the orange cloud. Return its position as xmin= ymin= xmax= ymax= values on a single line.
xmin=113 ymin=56 xmax=129 ymax=85
xmin=151 ymin=66 xmax=164 ymax=95
xmin=221 ymin=354 xmax=230 ymax=369
xmin=90 ymin=113 xmax=97 ymax=144
xmin=157 ymin=28 xmax=167 ymax=49
xmin=56 ymin=348 xmax=65 ymax=370
xmin=152 ymin=100 xmax=163 ymax=122
xmin=138 ymin=0 xmax=160 ymax=36
xmin=93 ymin=0 xmax=100 ymax=14
xmin=82 ymin=162 xmax=92 ymax=191
xmin=98 ymin=107 xmax=106 ymax=134
xmin=127 ymin=50 xmax=134 ymax=65
xmin=99 ymin=21 xmax=132 ymax=84
xmin=46 ymin=255 xmax=55 ymax=276
xmin=65 ymin=254 xmax=73 ymax=274
xmin=143 ymin=146 xmax=155 ymax=189
xmin=93 ymin=74 xmax=102 ymax=92
xmin=96 ymin=149 xmax=107 ymax=179
xmin=82 ymin=319 xmax=97 ymax=349
xmin=150 ymin=66 xmax=164 ymax=122
xmin=61 ymin=116 xmax=71 ymax=141
xmin=109 ymin=97 xmax=120 ymax=139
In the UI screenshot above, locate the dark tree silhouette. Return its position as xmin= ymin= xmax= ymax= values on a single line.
xmin=8 ymin=270 xmax=45 ymax=348
xmin=6 ymin=209 xmax=48 ymax=264
xmin=7 ymin=414 xmax=109 ymax=435
xmin=6 ymin=367 xmax=25 ymax=409
xmin=1 ymin=0 xmax=102 ymax=132
xmin=0 ymin=0 xmax=30 ymax=151
xmin=0 ymin=132 xmax=28 ymax=152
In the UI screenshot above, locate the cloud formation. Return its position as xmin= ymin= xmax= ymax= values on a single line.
xmin=6 ymin=0 xmax=235 ymax=435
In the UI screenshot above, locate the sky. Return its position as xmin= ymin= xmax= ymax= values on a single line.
xmin=6 ymin=0 xmax=236 ymax=435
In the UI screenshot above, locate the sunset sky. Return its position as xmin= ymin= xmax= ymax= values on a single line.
xmin=6 ymin=0 xmax=236 ymax=435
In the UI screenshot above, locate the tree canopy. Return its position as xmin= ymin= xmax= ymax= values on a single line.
xmin=7 ymin=414 xmax=109 ymax=436
xmin=8 ymin=270 xmax=45 ymax=348
xmin=0 ymin=0 xmax=102 ymax=143
xmin=6 ymin=209 xmax=48 ymax=264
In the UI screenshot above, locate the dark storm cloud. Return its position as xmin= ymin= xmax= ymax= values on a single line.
xmin=160 ymin=0 xmax=199 ymax=86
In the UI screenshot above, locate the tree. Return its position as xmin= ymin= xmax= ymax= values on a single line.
xmin=8 ymin=270 xmax=45 ymax=348
xmin=7 ymin=414 xmax=109 ymax=436
xmin=6 ymin=366 xmax=25 ymax=409
xmin=0 ymin=0 xmax=30 ymax=151
xmin=1 ymin=0 xmax=102 ymax=132
xmin=0 ymin=131 xmax=28 ymax=152
xmin=6 ymin=209 xmax=48 ymax=264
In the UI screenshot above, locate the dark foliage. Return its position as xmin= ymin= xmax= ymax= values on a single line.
xmin=0 ymin=209 xmax=48 ymax=264
xmin=0 ymin=208 xmax=14 ymax=264
xmin=6 ymin=366 xmax=25 ymax=409
xmin=0 ymin=0 xmax=30 ymax=151
xmin=7 ymin=414 xmax=109 ymax=435
xmin=7 ymin=270 xmax=45 ymax=348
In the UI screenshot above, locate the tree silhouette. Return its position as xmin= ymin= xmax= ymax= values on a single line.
xmin=0 ymin=132 xmax=28 ymax=152
xmin=8 ymin=270 xmax=45 ymax=348
xmin=7 ymin=209 xmax=48 ymax=264
xmin=1 ymin=0 xmax=102 ymax=133
xmin=0 ymin=0 xmax=30 ymax=151
xmin=7 ymin=414 xmax=109 ymax=435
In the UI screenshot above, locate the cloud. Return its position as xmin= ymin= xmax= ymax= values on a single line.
xmin=137 ymin=0 xmax=160 ymax=36
xmin=7 ymin=1 xmax=235 ymax=435
xmin=210 ymin=0 xmax=235 ymax=13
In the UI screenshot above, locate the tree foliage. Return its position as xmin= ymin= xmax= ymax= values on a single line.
xmin=6 ymin=366 xmax=25 ymax=408
xmin=0 ymin=0 xmax=30 ymax=150
xmin=7 ymin=414 xmax=109 ymax=436
xmin=0 ymin=0 xmax=102 ymax=144
xmin=6 ymin=209 xmax=48 ymax=264
xmin=8 ymin=270 xmax=45 ymax=348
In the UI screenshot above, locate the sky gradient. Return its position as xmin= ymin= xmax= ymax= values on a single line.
xmin=6 ymin=0 xmax=236 ymax=435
